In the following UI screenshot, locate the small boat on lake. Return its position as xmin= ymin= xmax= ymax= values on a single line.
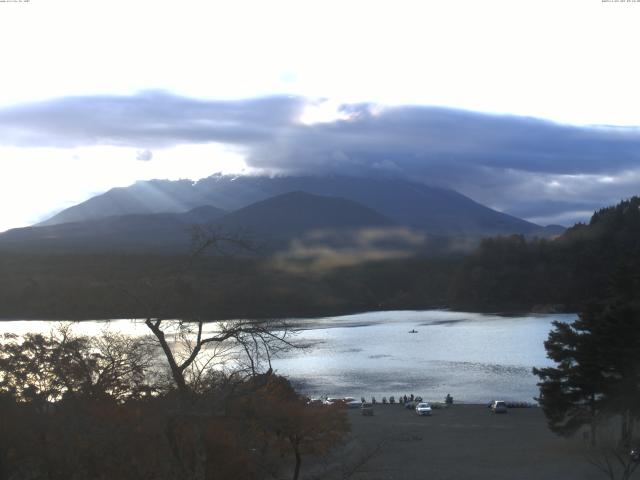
xmin=409 ymin=329 xmax=418 ymax=333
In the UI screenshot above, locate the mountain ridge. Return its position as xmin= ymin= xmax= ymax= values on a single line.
xmin=216 ymin=190 xmax=396 ymax=238
xmin=0 ymin=192 xmax=399 ymax=254
xmin=38 ymin=174 xmax=559 ymax=236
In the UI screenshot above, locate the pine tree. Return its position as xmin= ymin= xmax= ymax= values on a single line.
xmin=534 ymin=266 xmax=640 ymax=446
xmin=533 ymin=306 xmax=606 ymax=445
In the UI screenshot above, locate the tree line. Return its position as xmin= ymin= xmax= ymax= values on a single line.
xmin=0 ymin=321 xmax=351 ymax=480
xmin=528 ymin=198 xmax=640 ymax=479
xmin=0 ymin=253 xmax=456 ymax=320
xmin=449 ymin=197 xmax=640 ymax=312
xmin=3 ymin=197 xmax=640 ymax=318
xmin=0 ymin=232 xmax=355 ymax=480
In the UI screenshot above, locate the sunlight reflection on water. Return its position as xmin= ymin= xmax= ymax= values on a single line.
xmin=275 ymin=310 xmax=576 ymax=403
xmin=0 ymin=310 xmax=576 ymax=403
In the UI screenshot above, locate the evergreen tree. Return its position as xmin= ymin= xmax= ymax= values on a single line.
xmin=533 ymin=306 xmax=607 ymax=445
xmin=534 ymin=266 xmax=640 ymax=446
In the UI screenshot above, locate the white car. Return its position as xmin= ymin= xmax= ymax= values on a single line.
xmin=415 ymin=402 xmax=432 ymax=416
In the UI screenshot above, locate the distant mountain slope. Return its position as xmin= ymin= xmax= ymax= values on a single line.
xmin=0 ymin=205 xmax=226 ymax=253
xmin=0 ymin=193 xmax=397 ymax=254
xmin=217 ymin=191 xmax=396 ymax=239
xmin=39 ymin=179 xmax=210 ymax=226
xmin=40 ymin=174 xmax=557 ymax=236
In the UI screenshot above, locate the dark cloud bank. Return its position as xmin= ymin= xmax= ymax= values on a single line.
xmin=2 ymin=91 xmax=639 ymax=225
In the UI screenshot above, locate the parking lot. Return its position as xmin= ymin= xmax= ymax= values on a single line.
xmin=331 ymin=404 xmax=604 ymax=480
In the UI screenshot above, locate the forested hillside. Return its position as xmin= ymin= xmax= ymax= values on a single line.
xmin=0 ymin=253 xmax=456 ymax=320
xmin=2 ymin=198 xmax=638 ymax=319
xmin=448 ymin=197 xmax=640 ymax=312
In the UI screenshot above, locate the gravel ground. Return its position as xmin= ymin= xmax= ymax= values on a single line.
xmin=317 ymin=404 xmax=607 ymax=480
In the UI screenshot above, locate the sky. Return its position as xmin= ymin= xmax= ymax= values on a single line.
xmin=1 ymin=0 xmax=640 ymax=232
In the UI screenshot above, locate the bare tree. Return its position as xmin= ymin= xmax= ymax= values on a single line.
xmin=134 ymin=227 xmax=301 ymax=480
xmin=588 ymin=444 xmax=639 ymax=480
xmin=586 ymin=420 xmax=640 ymax=480
xmin=144 ymin=317 xmax=297 ymax=406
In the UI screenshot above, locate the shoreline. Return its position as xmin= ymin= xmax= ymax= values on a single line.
xmin=0 ymin=305 xmax=578 ymax=323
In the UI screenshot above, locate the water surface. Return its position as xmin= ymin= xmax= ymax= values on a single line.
xmin=0 ymin=310 xmax=575 ymax=403
xmin=274 ymin=310 xmax=575 ymax=403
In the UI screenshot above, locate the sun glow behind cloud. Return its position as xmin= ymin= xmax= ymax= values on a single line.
xmin=0 ymin=144 xmax=248 ymax=232
xmin=298 ymin=100 xmax=354 ymax=125
xmin=0 ymin=0 xmax=640 ymax=231
xmin=2 ymin=92 xmax=640 ymax=232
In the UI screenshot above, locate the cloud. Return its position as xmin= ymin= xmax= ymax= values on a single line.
xmin=1 ymin=92 xmax=640 ymax=225
xmin=136 ymin=149 xmax=153 ymax=161
xmin=0 ymin=91 xmax=305 ymax=148
xmin=275 ymin=227 xmax=426 ymax=271
xmin=246 ymin=104 xmax=640 ymax=177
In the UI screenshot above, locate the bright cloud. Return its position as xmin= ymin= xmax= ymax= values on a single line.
xmin=1 ymin=93 xmax=640 ymax=231
xmin=0 ymin=143 xmax=248 ymax=232
xmin=0 ymin=0 xmax=640 ymax=231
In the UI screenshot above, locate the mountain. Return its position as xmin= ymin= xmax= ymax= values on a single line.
xmin=0 ymin=205 xmax=226 ymax=253
xmin=217 ymin=191 xmax=396 ymax=238
xmin=0 ymin=193 xmax=397 ymax=254
xmin=39 ymin=174 xmax=558 ymax=236
xmin=39 ymin=179 xmax=210 ymax=226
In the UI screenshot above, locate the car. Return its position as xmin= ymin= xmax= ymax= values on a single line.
xmin=325 ymin=397 xmax=347 ymax=406
xmin=361 ymin=402 xmax=374 ymax=416
xmin=415 ymin=402 xmax=432 ymax=416
xmin=346 ymin=400 xmax=362 ymax=409
xmin=490 ymin=400 xmax=508 ymax=413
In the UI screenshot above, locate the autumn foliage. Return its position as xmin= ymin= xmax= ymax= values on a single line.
xmin=0 ymin=328 xmax=349 ymax=480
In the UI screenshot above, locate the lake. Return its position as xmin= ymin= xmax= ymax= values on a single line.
xmin=0 ymin=310 xmax=575 ymax=404
xmin=278 ymin=310 xmax=575 ymax=403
